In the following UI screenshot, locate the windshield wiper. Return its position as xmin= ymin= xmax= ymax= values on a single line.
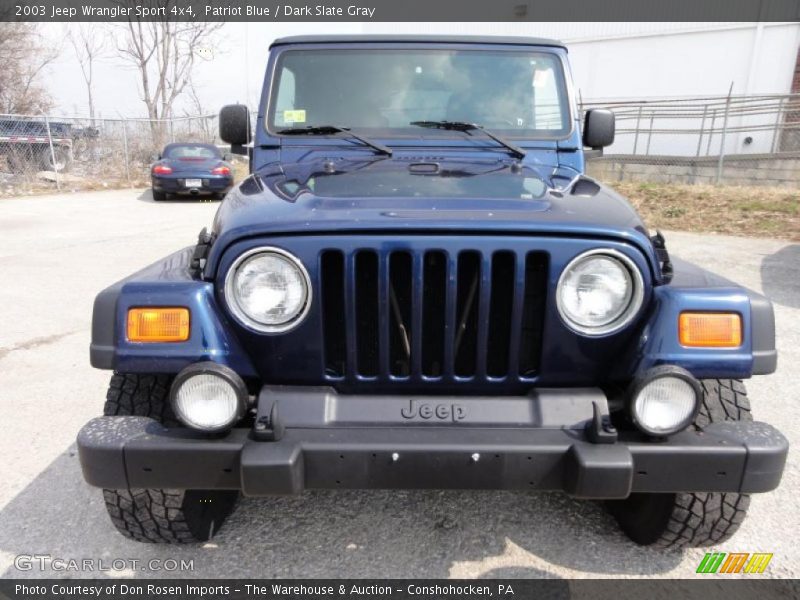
xmin=410 ymin=120 xmax=526 ymax=159
xmin=276 ymin=125 xmax=392 ymax=156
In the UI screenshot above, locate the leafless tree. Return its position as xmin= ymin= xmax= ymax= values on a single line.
xmin=67 ymin=24 xmax=108 ymax=124
xmin=112 ymin=13 xmax=222 ymax=145
xmin=181 ymin=80 xmax=215 ymax=142
xmin=0 ymin=23 xmax=58 ymax=114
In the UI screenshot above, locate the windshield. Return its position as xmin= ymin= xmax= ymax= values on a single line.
xmin=268 ymin=48 xmax=571 ymax=138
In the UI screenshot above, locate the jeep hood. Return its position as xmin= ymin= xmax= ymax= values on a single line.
xmin=207 ymin=155 xmax=653 ymax=275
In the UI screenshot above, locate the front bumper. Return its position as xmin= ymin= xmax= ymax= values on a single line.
xmin=77 ymin=388 xmax=787 ymax=499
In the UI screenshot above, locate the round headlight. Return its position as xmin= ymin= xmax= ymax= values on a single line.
xmin=556 ymin=249 xmax=644 ymax=335
xmin=170 ymin=363 xmax=248 ymax=432
xmin=225 ymin=247 xmax=311 ymax=333
xmin=629 ymin=366 xmax=701 ymax=437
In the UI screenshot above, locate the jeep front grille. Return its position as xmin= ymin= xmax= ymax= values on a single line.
xmin=320 ymin=246 xmax=548 ymax=385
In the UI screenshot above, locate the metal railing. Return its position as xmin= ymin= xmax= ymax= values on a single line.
xmin=580 ymin=93 xmax=800 ymax=186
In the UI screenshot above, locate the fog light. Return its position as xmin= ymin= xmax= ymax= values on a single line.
xmin=629 ymin=366 xmax=701 ymax=437
xmin=170 ymin=363 xmax=248 ymax=432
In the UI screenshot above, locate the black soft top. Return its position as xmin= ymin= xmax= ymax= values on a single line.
xmin=270 ymin=34 xmax=565 ymax=50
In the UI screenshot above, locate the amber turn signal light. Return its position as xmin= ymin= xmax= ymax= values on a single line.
xmin=127 ymin=307 xmax=190 ymax=342
xmin=679 ymin=312 xmax=742 ymax=347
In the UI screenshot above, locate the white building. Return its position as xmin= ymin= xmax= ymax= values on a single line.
xmin=361 ymin=23 xmax=798 ymax=98
xmin=362 ymin=22 xmax=800 ymax=155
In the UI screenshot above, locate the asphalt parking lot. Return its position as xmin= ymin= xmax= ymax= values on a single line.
xmin=0 ymin=188 xmax=797 ymax=579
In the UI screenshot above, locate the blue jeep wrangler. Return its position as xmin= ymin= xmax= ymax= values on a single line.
xmin=78 ymin=35 xmax=787 ymax=547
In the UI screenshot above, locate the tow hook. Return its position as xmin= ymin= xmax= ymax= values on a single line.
xmin=585 ymin=401 xmax=618 ymax=444
xmin=252 ymin=397 xmax=284 ymax=441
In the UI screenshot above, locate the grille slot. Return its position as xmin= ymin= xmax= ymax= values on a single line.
xmin=421 ymin=251 xmax=447 ymax=377
xmin=487 ymin=251 xmax=516 ymax=377
xmin=355 ymin=250 xmax=379 ymax=376
xmin=320 ymin=245 xmax=548 ymax=385
xmin=389 ymin=252 xmax=413 ymax=376
xmin=320 ymin=250 xmax=346 ymax=377
xmin=454 ymin=251 xmax=481 ymax=376
xmin=519 ymin=252 xmax=549 ymax=377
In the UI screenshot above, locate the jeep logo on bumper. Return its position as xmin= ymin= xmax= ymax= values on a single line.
xmin=400 ymin=400 xmax=466 ymax=422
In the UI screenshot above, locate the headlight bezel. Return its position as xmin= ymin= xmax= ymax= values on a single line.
xmin=627 ymin=365 xmax=702 ymax=437
xmin=223 ymin=246 xmax=312 ymax=334
xmin=556 ymin=248 xmax=645 ymax=336
xmin=169 ymin=362 xmax=249 ymax=433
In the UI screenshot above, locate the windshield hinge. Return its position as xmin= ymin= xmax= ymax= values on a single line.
xmin=651 ymin=230 xmax=674 ymax=284
xmin=190 ymin=227 xmax=215 ymax=277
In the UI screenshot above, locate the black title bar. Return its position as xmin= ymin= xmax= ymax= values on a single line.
xmin=3 ymin=0 xmax=800 ymax=22
xmin=1 ymin=579 xmax=799 ymax=600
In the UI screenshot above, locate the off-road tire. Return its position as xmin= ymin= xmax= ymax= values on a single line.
xmin=101 ymin=373 xmax=239 ymax=543
xmin=608 ymin=379 xmax=752 ymax=548
xmin=39 ymin=146 xmax=72 ymax=172
xmin=151 ymin=188 xmax=167 ymax=201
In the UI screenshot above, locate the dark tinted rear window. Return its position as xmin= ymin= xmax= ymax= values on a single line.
xmin=165 ymin=145 xmax=220 ymax=159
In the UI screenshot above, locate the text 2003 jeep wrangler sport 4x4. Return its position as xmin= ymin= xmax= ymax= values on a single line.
xmin=78 ymin=35 xmax=788 ymax=547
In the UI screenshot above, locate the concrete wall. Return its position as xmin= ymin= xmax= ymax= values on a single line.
xmin=587 ymin=154 xmax=800 ymax=187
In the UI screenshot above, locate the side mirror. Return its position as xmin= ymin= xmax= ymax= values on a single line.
xmin=222 ymin=152 xmax=233 ymax=162
xmin=219 ymin=104 xmax=251 ymax=153
xmin=583 ymin=109 xmax=615 ymax=150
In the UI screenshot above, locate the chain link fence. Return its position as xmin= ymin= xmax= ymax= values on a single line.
xmin=582 ymin=93 xmax=800 ymax=187
xmin=2 ymin=94 xmax=799 ymax=196
xmin=0 ymin=114 xmax=221 ymax=196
